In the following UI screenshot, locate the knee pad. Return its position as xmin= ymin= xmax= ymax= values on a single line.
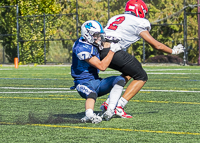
xmin=87 ymin=92 xmax=97 ymax=101
xmin=116 ymin=77 xmax=126 ymax=87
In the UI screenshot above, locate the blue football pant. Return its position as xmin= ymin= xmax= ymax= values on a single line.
xmin=76 ymin=76 xmax=125 ymax=99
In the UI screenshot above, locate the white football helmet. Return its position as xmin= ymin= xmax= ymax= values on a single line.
xmin=81 ymin=20 xmax=105 ymax=46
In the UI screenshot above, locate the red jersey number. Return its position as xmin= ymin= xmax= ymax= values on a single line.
xmin=107 ymin=16 xmax=125 ymax=30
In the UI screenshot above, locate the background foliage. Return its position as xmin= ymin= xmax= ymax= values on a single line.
xmin=0 ymin=0 xmax=199 ymax=64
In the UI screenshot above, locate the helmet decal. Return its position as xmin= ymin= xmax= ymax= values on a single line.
xmin=129 ymin=5 xmax=135 ymax=10
xmin=85 ymin=22 xmax=96 ymax=29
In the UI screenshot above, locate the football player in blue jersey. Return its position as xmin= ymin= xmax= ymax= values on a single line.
xmin=71 ymin=20 xmax=125 ymax=123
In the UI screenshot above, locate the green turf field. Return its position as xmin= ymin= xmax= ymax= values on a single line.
xmin=0 ymin=65 xmax=200 ymax=142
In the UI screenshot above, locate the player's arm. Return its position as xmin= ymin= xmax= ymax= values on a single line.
xmin=140 ymin=31 xmax=184 ymax=55
xmin=85 ymin=43 xmax=121 ymax=71
xmin=85 ymin=50 xmax=114 ymax=71
xmin=140 ymin=30 xmax=172 ymax=54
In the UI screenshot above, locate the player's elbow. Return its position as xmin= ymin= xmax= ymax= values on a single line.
xmin=153 ymin=43 xmax=164 ymax=51
xmin=155 ymin=45 xmax=162 ymax=50
xmin=98 ymin=67 xmax=107 ymax=71
xmin=98 ymin=64 xmax=108 ymax=71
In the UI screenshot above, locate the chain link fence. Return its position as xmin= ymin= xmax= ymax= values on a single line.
xmin=0 ymin=1 xmax=199 ymax=65
xmin=18 ymin=13 xmax=78 ymax=64
xmin=0 ymin=5 xmax=17 ymax=64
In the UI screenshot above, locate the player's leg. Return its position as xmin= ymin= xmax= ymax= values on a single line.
xmin=121 ymin=79 xmax=146 ymax=101
xmin=76 ymin=83 xmax=102 ymax=123
xmin=100 ymin=48 xmax=148 ymax=117
xmin=116 ymin=56 xmax=148 ymax=108
xmin=99 ymin=76 xmax=134 ymax=118
xmin=97 ymin=76 xmax=126 ymax=120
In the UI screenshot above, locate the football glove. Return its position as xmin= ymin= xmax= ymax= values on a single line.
xmin=110 ymin=43 xmax=121 ymax=53
xmin=172 ymin=44 xmax=184 ymax=55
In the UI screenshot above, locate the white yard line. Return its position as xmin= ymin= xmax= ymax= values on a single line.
xmin=0 ymin=91 xmax=77 ymax=93
xmin=0 ymin=87 xmax=200 ymax=94
xmin=99 ymin=70 xmax=200 ymax=74
xmin=0 ymin=87 xmax=70 ymax=90
xmin=140 ymin=89 xmax=200 ymax=93
xmin=99 ymin=72 xmax=200 ymax=74
xmin=145 ymin=69 xmax=200 ymax=71
xmin=147 ymin=73 xmax=200 ymax=74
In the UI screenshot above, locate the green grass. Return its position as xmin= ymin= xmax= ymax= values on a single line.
xmin=0 ymin=65 xmax=200 ymax=142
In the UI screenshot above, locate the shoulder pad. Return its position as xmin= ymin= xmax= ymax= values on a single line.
xmin=137 ymin=18 xmax=151 ymax=31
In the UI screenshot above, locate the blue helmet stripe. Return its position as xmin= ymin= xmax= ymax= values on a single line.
xmin=93 ymin=20 xmax=104 ymax=33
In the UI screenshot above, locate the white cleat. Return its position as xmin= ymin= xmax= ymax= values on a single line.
xmin=102 ymin=110 xmax=115 ymax=121
xmin=81 ymin=113 xmax=102 ymax=124
xmin=81 ymin=116 xmax=90 ymax=123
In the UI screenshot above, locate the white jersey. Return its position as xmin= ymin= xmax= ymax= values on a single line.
xmin=104 ymin=14 xmax=151 ymax=51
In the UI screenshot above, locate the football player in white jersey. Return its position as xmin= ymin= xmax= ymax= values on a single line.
xmin=71 ymin=20 xmax=126 ymax=123
xmin=100 ymin=0 xmax=184 ymax=118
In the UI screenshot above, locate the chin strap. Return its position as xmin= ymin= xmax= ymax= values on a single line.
xmin=92 ymin=41 xmax=101 ymax=48
xmin=92 ymin=41 xmax=104 ymax=50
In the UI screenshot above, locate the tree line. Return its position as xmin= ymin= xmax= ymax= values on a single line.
xmin=0 ymin=0 xmax=199 ymax=64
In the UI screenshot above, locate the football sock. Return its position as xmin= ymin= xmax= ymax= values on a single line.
xmin=105 ymin=95 xmax=110 ymax=104
xmin=107 ymin=84 xmax=123 ymax=111
xmin=85 ymin=109 xmax=94 ymax=118
xmin=117 ymin=97 xmax=128 ymax=108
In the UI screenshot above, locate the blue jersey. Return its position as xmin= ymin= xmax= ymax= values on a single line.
xmin=71 ymin=37 xmax=100 ymax=87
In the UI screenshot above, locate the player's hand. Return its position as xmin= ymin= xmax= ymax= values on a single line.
xmin=172 ymin=44 xmax=184 ymax=55
xmin=110 ymin=43 xmax=121 ymax=53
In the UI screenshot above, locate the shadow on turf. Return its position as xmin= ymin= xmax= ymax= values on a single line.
xmin=53 ymin=111 xmax=100 ymax=119
xmin=0 ymin=110 xmax=159 ymax=125
xmin=132 ymin=110 xmax=159 ymax=115
xmin=27 ymin=112 xmax=87 ymax=124
xmin=0 ymin=111 xmax=101 ymax=125
xmin=0 ymin=112 xmax=83 ymax=125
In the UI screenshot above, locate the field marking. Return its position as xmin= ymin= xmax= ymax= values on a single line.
xmin=147 ymin=73 xmax=200 ymax=74
xmin=0 ymin=87 xmax=70 ymax=90
xmin=99 ymin=72 xmax=200 ymax=75
xmin=48 ymin=95 xmax=74 ymax=97
xmin=0 ymin=69 xmax=13 ymax=70
xmin=29 ymin=124 xmax=200 ymax=136
xmin=0 ymin=122 xmax=199 ymax=136
xmin=145 ymin=69 xmax=200 ymax=71
xmin=0 ymin=91 xmax=77 ymax=93
xmin=140 ymin=89 xmax=200 ymax=93
xmin=0 ymin=77 xmax=72 ymax=80
xmin=0 ymin=96 xmax=199 ymax=105
xmin=99 ymin=69 xmax=200 ymax=75
xmin=1 ymin=88 xmax=200 ymax=93
xmin=131 ymin=100 xmax=200 ymax=105
xmin=0 ymin=96 xmax=85 ymax=100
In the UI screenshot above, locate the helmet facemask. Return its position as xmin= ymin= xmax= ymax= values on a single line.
xmin=81 ymin=20 xmax=105 ymax=49
xmin=91 ymin=32 xmax=105 ymax=50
